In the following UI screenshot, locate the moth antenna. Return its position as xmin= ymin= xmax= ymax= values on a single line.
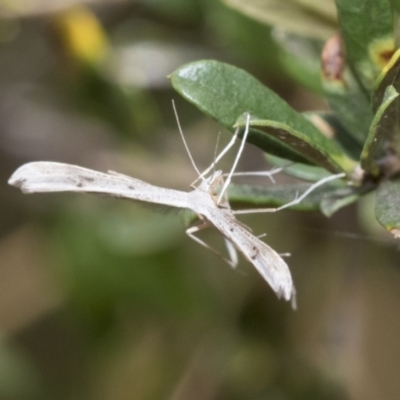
xmin=172 ymin=100 xmax=202 ymax=178
xmin=208 ymin=131 xmax=221 ymax=183
xmin=192 ymin=125 xmax=242 ymax=186
xmin=218 ymin=112 xmax=251 ymax=203
xmin=213 ymin=132 xmax=221 ymax=173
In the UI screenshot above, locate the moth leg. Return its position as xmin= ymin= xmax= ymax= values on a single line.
xmin=232 ymin=172 xmax=346 ymax=215
xmin=223 ymin=167 xmax=284 ymax=184
xmin=186 ymin=222 xmax=237 ymax=268
xmin=223 ymin=238 xmax=238 ymax=268
xmin=232 ymin=208 xmax=277 ymax=215
xmin=276 ymin=172 xmax=345 ymax=211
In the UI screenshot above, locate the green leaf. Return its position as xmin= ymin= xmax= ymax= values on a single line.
xmin=221 ymin=0 xmax=337 ymax=39
xmin=228 ymin=182 xmax=338 ymax=211
xmin=320 ymin=34 xmax=374 ymax=144
xmin=265 ymin=154 xmax=332 ymax=181
xmin=292 ymin=0 xmax=337 ymax=21
xmin=375 ymin=176 xmax=400 ymax=237
xmin=228 ymin=179 xmax=349 ymax=214
xmin=334 ymin=0 xmax=394 ymax=90
xmin=170 ymin=60 xmax=327 ymax=164
xmin=235 ymin=115 xmax=357 ymax=174
xmin=391 ymin=0 xmax=400 ymax=13
xmin=170 ymin=60 xmax=357 ymax=171
xmin=391 ymin=0 xmax=400 ymax=46
xmin=229 ymin=180 xmax=370 ymax=217
xmin=360 ymin=85 xmax=399 ymax=176
xmin=373 ymin=48 xmax=400 ymax=109
xmin=373 ymin=50 xmax=400 ymax=157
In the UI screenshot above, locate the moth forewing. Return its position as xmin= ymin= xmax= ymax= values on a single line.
xmin=8 ymin=162 xmax=189 ymax=209
xmin=197 ymin=200 xmax=295 ymax=305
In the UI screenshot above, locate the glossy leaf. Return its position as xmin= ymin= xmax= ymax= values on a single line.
xmin=360 ymin=85 xmax=399 ymax=176
xmin=375 ymin=176 xmax=400 ymax=237
xmin=170 ymin=60 xmax=330 ymax=165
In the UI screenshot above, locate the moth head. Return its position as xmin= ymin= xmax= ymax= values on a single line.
xmin=208 ymin=170 xmax=224 ymax=192
xmin=207 ymin=171 xmax=229 ymax=207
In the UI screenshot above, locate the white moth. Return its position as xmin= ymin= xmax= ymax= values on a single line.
xmin=8 ymin=160 xmax=296 ymax=303
xmin=7 ymin=109 xmax=344 ymax=309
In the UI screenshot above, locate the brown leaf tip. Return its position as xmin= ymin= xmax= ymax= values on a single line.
xmin=390 ymin=228 xmax=400 ymax=239
xmin=321 ymin=33 xmax=345 ymax=81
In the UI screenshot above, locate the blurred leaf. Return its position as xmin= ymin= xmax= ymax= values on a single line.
xmin=0 ymin=18 xmax=19 ymax=42
xmin=0 ymin=343 xmax=44 ymax=400
xmin=320 ymin=188 xmax=362 ymax=216
xmin=221 ymin=0 xmax=337 ymax=39
xmin=52 ymin=202 xmax=222 ymax=335
xmin=392 ymin=0 xmax=400 ymax=13
xmin=292 ymin=0 xmax=337 ymax=20
xmin=361 ymin=85 xmax=399 ymax=176
xmin=98 ymin=206 xmax=184 ymax=256
xmin=107 ymin=41 xmax=210 ymax=89
xmin=170 ymin=60 xmax=350 ymax=166
xmin=320 ymin=34 xmax=374 ymax=144
xmin=207 ymin=2 xmax=282 ymax=70
xmin=375 ymin=175 xmax=400 ymax=237
xmin=52 ymin=6 xmax=149 ymax=137
xmin=0 ymin=0 xmax=105 ymax=17
xmin=236 ymin=115 xmax=357 ymax=174
xmin=144 ymin=0 xmax=204 ymax=23
xmin=334 ymin=0 xmax=394 ymax=90
xmin=273 ymin=31 xmax=324 ymax=93
xmin=391 ymin=0 xmax=400 ymax=46
xmin=61 ymin=66 xmax=144 ymax=137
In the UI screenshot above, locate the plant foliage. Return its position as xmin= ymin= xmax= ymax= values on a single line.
xmin=170 ymin=0 xmax=400 ymax=237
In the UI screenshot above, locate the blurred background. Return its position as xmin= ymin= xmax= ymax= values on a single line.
xmin=1 ymin=1 xmax=400 ymax=399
